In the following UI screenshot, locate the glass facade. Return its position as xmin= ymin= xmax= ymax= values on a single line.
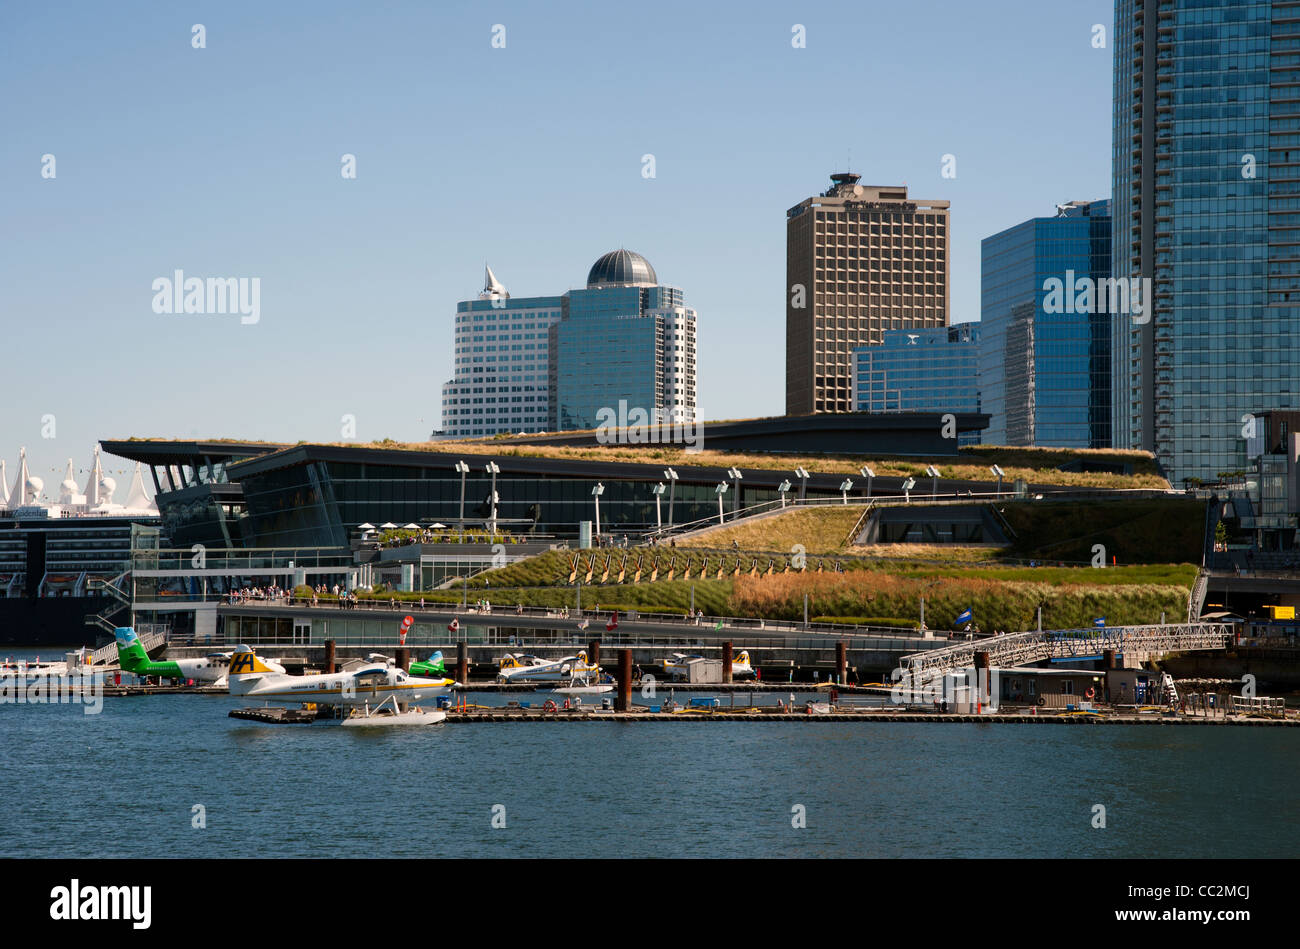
xmin=554 ymin=284 xmax=696 ymax=431
xmin=980 ymin=199 xmax=1112 ymax=447
xmin=849 ymin=325 xmax=981 ymax=445
xmin=240 ymin=457 xmax=796 ymax=546
xmin=1114 ymin=0 xmax=1298 ymax=483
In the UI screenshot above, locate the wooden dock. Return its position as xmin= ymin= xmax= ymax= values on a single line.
xmin=442 ymin=708 xmax=1300 ymax=725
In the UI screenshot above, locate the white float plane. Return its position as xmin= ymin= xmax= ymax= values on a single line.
xmin=226 ymin=646 xmax=457 ymax=724
xmin=496 ymin=650 xmax=598 ymax=683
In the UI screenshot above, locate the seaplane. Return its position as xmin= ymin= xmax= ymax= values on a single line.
xmin=663 ymin=650 xmax=757 ymax=681
xmin=496 ymin=650 xmax=598 ymax=684
xmin=114 ymin=627 xmax=242 ymax=687
xmin=226 ymin=646 xmax=457 ymax=726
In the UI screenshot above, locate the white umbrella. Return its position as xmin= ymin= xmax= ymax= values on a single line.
xmin=380 ymin=522 xmax=398 ymax=529
xmin=429 ymin=523 xmax=447 ymax=529
xmin=357 ymin=523 xmax=376 ymax=530
xmin=403 ymin=523 xmax=420 ymax=530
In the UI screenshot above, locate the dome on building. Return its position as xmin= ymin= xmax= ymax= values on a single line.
xmin=586 ymin=249 xmax=658 ymax=288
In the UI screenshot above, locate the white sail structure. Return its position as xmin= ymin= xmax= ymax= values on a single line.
xmin=123 ymin=462 xmax=156 ymax=513
xmin=12 ymin=448 xmax=42 ymax=506
xmin=0 ymin=459 xmax=8 ymax=508
xmin=58 ymin=459 xmax=85 ymax=506
xmin=82 ymin=445 xmax=103 ymax=507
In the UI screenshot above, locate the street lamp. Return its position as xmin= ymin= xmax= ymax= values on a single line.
xmin=663 ymin=467 xmax=678 ymax=528
xmin=794 ymin=466 xmax=811 ymax=501
xmin=990 ymin=464 xmax=1005 ymax=498
xmin=925 ymin=465 xmax=940 ymax=499
xmin=485 ymin=461 xmax=500 ymax=537
xmin=860 ymin=465 xmax=875 ymax=499
xmin=839 ymin=478 xmax=853 ymax=505
xmin=727 ymin=466 xmax=743 ymax=515
xmin=902 ymin=477 xmax=916 ymax=503
xmin=777 ymin=479 xmax=792 ymax=508
xmin=591 ymin=482 xmax=605 ymax=536
xmin=651 ymin=482 xmax=666 ymax=529
xmin=715 ymin=481 xmax=728 ymax=524
xmin=453 ymin=460 xmax=469 ymax=542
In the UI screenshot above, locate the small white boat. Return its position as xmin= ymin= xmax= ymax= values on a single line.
xmin=546 ymin=684 xmax=614 ymax=696
xmin=340 ymin=697 xmax=447 ymax=727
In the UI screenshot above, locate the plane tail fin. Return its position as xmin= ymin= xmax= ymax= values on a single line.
xmin=227 ymin=645 xmax=284 ymax=695
xmin=113 ymin=627 xmax=150 ymax=672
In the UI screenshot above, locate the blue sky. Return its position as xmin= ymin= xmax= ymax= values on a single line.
xmin=1 ymin=0 xmax=1111 ymax=489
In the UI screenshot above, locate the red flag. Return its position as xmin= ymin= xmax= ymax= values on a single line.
xmin=448 ymin=617 xmax=459 ymax=633
xmin=606 ymin=611 xmax=619 ymax=631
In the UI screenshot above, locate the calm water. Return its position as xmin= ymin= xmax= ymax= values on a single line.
xmin=2 ymin=690 xmax=1297 ymax=859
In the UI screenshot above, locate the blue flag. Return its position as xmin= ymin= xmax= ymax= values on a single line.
xmin=1094 ymin=616 xmax=1106 ymax=627
xmin=955 ymin=609 xmax=972 ymax=625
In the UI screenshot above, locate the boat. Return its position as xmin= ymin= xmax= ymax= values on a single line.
xmin=340 ymin=696 xmax=447 ymax=727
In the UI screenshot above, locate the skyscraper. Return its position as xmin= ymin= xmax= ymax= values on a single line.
xmin=786 ymin=173 xmax=950 ymax=415
xmin=1114 ymin=0 xmax=1299 ymax=483
xmin=553 ymin=250 xmax=697 ymax=431
xmin=439 ymin=267 xmax=561 ymax=438
xmin=440 ymin=252 xmax=697 ymax=437
xmin=980 ymin=199 xmax=1112 ymax=448
xmin=849 ymin=324 xmax=982 ymax=445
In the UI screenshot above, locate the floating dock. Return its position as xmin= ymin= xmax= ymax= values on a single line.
xmin=229 ymin=706 xmax=319 ymax=724
xmin=441 ymin=708 xmax=1299 ymax=725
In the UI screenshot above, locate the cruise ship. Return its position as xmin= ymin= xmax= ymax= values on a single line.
xmin=0 ymin=446 xmax=159 ymax=647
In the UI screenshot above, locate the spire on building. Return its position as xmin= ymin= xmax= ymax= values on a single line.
xmin=479 ymin=264 xmax=510 ymax=301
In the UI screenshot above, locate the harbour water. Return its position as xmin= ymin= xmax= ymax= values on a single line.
xmin=3 ymin=691 xmax=1297 ymax=859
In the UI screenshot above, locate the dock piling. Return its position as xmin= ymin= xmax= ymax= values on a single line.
xmin=974 ymin=650 xmax=990 ymax=713
xmin=324 ymin=639 xmax=336 ymax=675
xmin=616 ymin=649 xmax=632 ymax=711
xmin=836 ymin=641 xmax=847 ymax=685
xmin=588 ymin=639 xmax=601 ymax=669
xmin=722 ymin=641 xmax=733 ymax=684
xmin=457 ymin=640 xmax=468 ymax=684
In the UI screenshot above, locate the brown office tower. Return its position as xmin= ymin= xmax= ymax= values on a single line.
xmin=786 ymin=173 xmax=950 ymax=415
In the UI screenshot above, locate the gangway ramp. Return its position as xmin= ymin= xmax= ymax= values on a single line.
xmin=900 ymin=623 xmax=1232 ymax=683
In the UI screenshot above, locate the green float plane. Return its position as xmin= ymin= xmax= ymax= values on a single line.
xmin=408 ymin=650 xmax=447 ymax=677
xmin=113 ymin=627 xmax=238 ymax=685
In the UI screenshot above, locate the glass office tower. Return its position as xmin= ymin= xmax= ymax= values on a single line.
xmin=980 ymin=199 xmax=1112 ymax=447
xmin=1114 ymin=0 xmax=1298 ymax=483
xmin=552 ymin=250 xmax=697 ymax=431
xmin=850 ymin=325 xmax=981 ymax=444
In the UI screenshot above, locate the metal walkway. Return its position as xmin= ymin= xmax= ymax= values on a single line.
xmin=900 ymin=622 xmax=1232 ymax=682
